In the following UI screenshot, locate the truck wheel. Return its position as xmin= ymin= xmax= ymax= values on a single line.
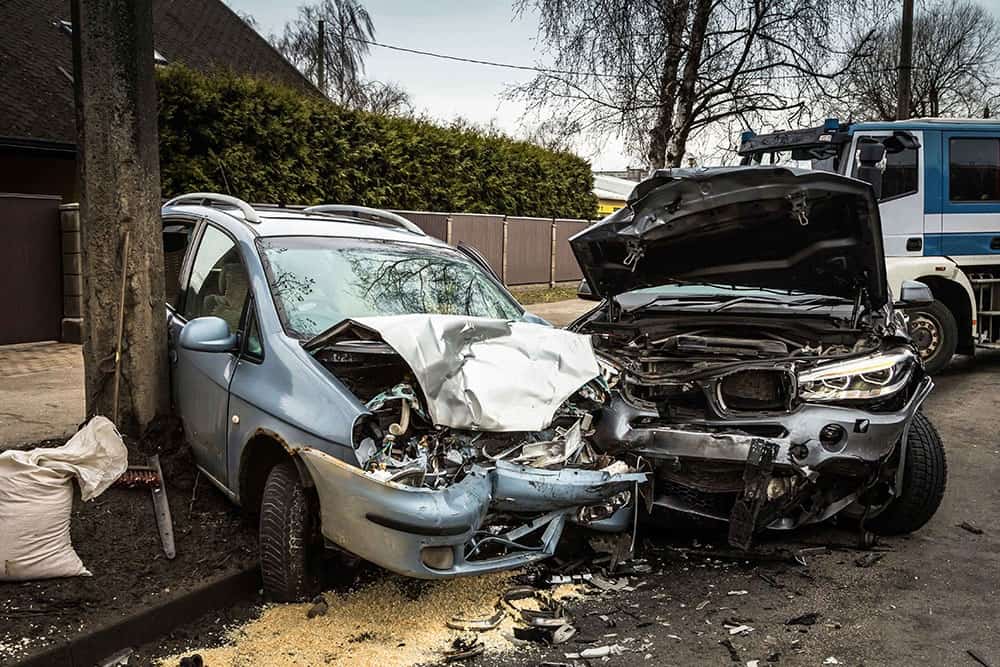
xmin=907 ymin=300 xmax=957 ymax=374
xmin=866 ymin=412 xmax=947 ymax=536
xmin=259 ymin=461 xmax=322 ymax=602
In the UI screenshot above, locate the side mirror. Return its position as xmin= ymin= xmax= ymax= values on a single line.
xmin=577 ymin=278 xmax=601 ymax=301
xmin=856 ymin=143 xmax=886 ymax=199
xmin=894 ymin=280 xmax=934 ymax=308
xmin=179 ymin=316 xmax=238 ymax=353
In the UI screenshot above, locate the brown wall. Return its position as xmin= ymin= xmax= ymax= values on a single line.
xmin=392 ymin=210 xmax=592 ymax=286
xmin=0 ymin=194 xmax=64 ymax=344
xmin=0 ymin=151 xmax=78 ymax=200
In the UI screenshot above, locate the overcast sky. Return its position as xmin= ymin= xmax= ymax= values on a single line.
xmin=226 ymin=0 xmax=632 ymax=170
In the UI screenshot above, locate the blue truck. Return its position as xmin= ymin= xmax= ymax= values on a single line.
xmin=739 ymin=118 xmax=1000 ymax=373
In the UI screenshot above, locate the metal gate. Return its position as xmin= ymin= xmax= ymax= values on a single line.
xmin=0 ymin=194 xmax=63 ymax=344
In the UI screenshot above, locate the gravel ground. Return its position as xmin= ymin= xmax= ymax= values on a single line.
xmin=143 ymin=352 xmax=999 ymax=667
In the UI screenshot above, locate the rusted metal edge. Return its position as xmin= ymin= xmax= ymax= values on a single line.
xmin=10 ymin=565 xmax=261 ymax=667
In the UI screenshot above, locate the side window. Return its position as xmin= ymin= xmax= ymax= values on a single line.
xmin=852 ymin=136 xmax=918 ymax=201
xmin=162 ymin=220 xmax=196 ymax=308
xmin=182 ymin=225 xmax=250 ymax=334
xmin=949 ymin=138 xmax=1000 ymax=202
xmin=243 ymin=300 xmax=264 ymax=361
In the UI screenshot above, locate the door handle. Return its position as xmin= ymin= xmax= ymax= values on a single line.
xmin=169 ymin=349 xmax=178 ymax=364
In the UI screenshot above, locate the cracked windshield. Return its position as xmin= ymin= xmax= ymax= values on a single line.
xmin=257 ymin=236 xmax=522 ymax=338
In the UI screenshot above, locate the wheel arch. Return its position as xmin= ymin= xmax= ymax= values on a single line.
xmin=915 ymin=275 xmax=975 ymax=354
xmin=238 ymin=429 xmax=314 ymax=512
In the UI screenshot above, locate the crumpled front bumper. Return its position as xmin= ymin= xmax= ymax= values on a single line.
xmin=596 ymin=377 xmax=934 ymax=471
xmin=299 ymin=449 xmax=645 ymax=579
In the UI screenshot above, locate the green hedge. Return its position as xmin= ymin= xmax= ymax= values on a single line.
xmin=157 ymin=66 xmax=597 ymax=219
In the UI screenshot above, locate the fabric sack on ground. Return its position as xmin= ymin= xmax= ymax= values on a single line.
xmin=0 ymin=415 xmax=127 ymax=580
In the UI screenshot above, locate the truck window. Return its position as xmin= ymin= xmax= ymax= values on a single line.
xmin=949 ymin=138 xmax=1000 ymax=201
xmin=852 ymin=136 xmax=918 ymax=201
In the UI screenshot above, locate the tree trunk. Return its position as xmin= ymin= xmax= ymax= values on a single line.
xmin=666 ymin=0 xmax=712 ymax=167
xmin=71 ymin=0 xmax=168 ymax=435
xmin=646 ymin=0 xmax=690 ymax=170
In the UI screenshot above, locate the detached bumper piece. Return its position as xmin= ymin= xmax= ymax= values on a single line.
xmin=300 ymin=448 xmax=646 ymax=579
xmin=728 ymin=439 xmax=779 ymax=550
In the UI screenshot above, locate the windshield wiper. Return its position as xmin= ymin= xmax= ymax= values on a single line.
xmin=709 ymin=295 xmax=847 ymax=312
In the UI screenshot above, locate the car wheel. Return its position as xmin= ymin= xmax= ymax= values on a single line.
xmin=907 ymin=300 xmax=958 ymax=374
xmin=866 ymin=412 xmax=947 ymax=536
xmin=259 ymin=461 xmax=322 ymax=602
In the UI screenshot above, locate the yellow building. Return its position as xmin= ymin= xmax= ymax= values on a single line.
xmin=593 ymin=174 xmax=640 ymax=216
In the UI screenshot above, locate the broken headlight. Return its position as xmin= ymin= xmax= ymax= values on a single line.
xmin=797 ymin=348 xmax=916 ymax=402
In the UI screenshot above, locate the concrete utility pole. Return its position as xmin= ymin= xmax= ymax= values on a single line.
xmin=71 ymin=0 xmax=168 ymax=433
xmin=317 ymin=19 xmax=327 ymax=95
xmin=896 ymin=0 xmax=915 ymax=120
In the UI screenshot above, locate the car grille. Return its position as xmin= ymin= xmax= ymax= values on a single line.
xmin=718 ymin=369 xmax=793 ymax=412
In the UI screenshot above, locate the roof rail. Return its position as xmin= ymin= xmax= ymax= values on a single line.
xmin=303 ymin=204 xmax=425 ymax=236
xmin=163 ymin=192 xmax=261 ymax=223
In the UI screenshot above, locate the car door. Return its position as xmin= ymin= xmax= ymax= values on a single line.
xmin=170 ymin=223 xmax=252 ymax=486
xmin=848 ymin=130 xmax=925 ymax=257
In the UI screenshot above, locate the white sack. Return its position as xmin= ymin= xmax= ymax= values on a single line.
xmin=354 ymin=315 xmax=601 ymax=431
xmin=0 ymin=416 xmax=127 ymax=581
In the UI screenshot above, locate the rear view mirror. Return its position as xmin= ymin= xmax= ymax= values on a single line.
xmin=577 ymin=278 xmax=601 ymax=301
xmin=179 ymin=316 xmax=238 ymax=353
xmin=856 ymin=143 xmax=887 ymax=199
xmin=895 ymin=280 xmax=934 ymax=308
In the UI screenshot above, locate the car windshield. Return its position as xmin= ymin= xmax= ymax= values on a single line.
xmin=257 ymin=236 xmax=523 ymax=338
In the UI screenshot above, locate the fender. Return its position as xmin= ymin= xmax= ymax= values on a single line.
xmin=884 ymin=255 xmax=977 ymax=336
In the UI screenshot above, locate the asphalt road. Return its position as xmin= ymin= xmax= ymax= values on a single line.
xmin=486 ymin=351 xmax=1000 ymax=667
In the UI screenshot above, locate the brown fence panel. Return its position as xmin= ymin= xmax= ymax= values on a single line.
xmin=393 ymin=210 xmax=449 ymax=240
xmin=0 ymin=194 xmax=63 ymax=344
xmin=450 ymin=213 xmax=504 ymax=274
xmin=554 ymin=219 xmax=590 ymax=282
xmin=505 ymin=216 xmax=553 ymax=285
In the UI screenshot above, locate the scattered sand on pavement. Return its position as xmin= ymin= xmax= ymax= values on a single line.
xmin=160 ymin=574 xmax=588 ymax=666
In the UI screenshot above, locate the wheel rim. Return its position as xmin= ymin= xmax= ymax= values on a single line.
xmin=908 ymin=312 xmax=942 ymax=361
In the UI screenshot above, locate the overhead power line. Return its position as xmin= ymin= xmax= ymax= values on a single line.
xmin=348 ymin=36 xmax=917 ymax=83
xmin=345 ymin=36 xmax=625 ymax=79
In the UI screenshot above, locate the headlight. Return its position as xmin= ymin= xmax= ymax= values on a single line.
xmin=797 ymin=348 xmax=916 ymax=402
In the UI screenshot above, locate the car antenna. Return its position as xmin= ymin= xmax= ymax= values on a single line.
xmin=215 ymin=154 xmax=233 ymax=196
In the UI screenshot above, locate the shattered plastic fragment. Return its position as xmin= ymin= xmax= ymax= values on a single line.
xmin=446 ymin=608 xmax=506 ymax=631
xmin=564 ymin=644 xmax=625 ymax=659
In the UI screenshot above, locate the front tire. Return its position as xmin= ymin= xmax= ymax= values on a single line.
xmin=259 ymin=461 xmax=322 ymax=602
xmin=907 ymin=300 xmax=958 ymax=374
xmin=866 ymin=412 xmax=947 ymax=536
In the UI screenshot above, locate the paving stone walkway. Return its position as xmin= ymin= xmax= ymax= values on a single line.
xmin=0 ymin=342 xmax=84 ymax=449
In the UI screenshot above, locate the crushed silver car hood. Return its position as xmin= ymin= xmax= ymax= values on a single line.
xmin=309 ymin=314 xmax=601 ymax=431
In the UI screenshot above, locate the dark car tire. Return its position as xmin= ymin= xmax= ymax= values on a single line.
xmin=259 ymin=461 xmax=322 ymax=602
xmin=866 ymin=412 xmax=947 ymax=536
xmin=908 ymin=300 xmax=958 ymax=375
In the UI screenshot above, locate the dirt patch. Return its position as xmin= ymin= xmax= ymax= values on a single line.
xmin=0 ymin=418 xmax=257 ymax=665
xmin=509 ymin=285 xmax=579 ymax=305
xmin=157 ymin=572 xmax=519 ymax=666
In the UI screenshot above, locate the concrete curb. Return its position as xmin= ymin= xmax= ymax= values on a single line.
xmin=11 ymin=565 xmax=261 ymax=667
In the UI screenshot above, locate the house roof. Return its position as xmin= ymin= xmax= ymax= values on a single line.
xmin=593 ymin=174 xmax=637 ymax=201
xmin=0 ymin=0 xmax=317 ymax=147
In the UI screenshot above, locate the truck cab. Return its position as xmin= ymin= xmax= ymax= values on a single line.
xmin=738 ymin=118 xmax=1000 ymax=373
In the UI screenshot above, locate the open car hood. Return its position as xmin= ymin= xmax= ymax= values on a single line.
xmin=570 ymin=167 xmax=888 ymax=307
